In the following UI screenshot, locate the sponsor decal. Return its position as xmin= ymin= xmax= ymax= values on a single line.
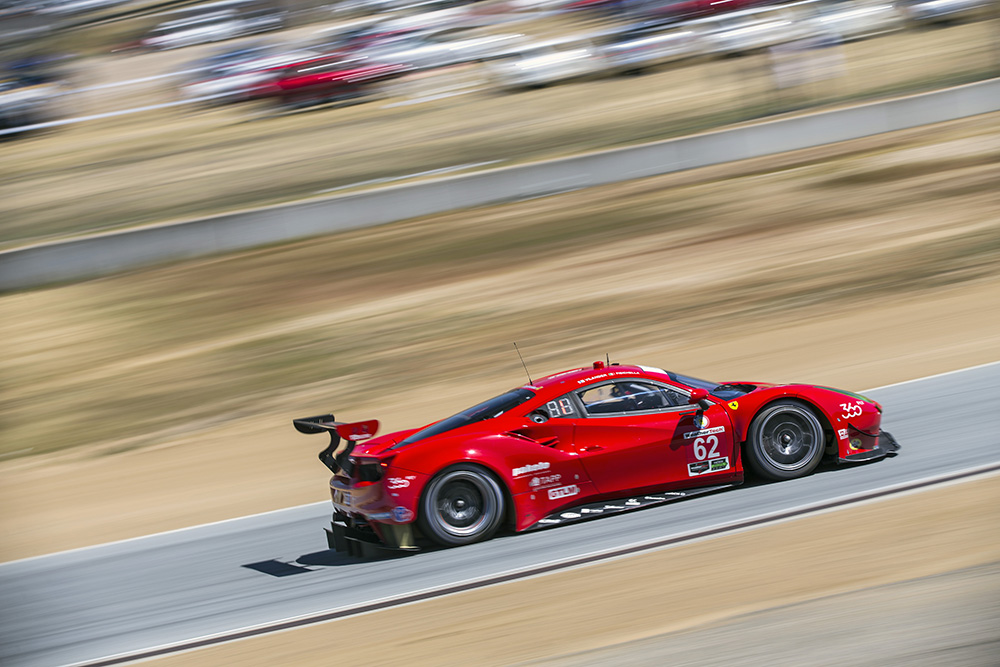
xmin=838 ymin=428 xmax=849 ymax=440
xmin=694 ymin=414 xmax=710 ymax=429
xmin=529 ymin=474 xmax=561 ymax=488
xmin=548 ymin=484 xmax=580 ymax=500
xmin=386 ymin=477 xmax=410 ymax=490
xmin=513 ymin=462 xmax=551 ymax=477
xmin=710 ymin=456 xmax=730 ymax=472
xmin=575 ymin=370 xmax=643 ymax=385
xmin=684 ymin=425 xmax=725 ymax=440
xmin=849 ymin=437 xmax=863 ymax=450
xmin=840 ymin=401 xmax=864 ymax=419
xmin=391 ymin=506 xmax=414 ymax=522
xmin=728 ymin=400 xmax=739 ymax=410
xmin=687 ymin=461 xmax=710 ymax=475
xmin=689 ymin=456 xmax=729 ymax=476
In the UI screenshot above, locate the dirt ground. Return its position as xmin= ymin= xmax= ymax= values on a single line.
xmin=1 ymin=111 xmax=999 ymax=562
xmin=532 ymin=561 xmax=1000 ymax=665
xmin=149 ymin=473 xmax=1000 ymax=666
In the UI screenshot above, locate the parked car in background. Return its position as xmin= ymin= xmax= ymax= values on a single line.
xmin=490 ymin=35 xmax=603 ymax=89
xmin=599 ymin=20 xmax=700 ymax=74
xmin=142 ymin=8 xmax=284 ymax=51
xmin=806 ymin=0 xmax=902 ymax=41
xmin=357 ymin=27 xmax=526 ymax=71
xmin=250 ymin=54 xmax=411 ymax=109
xmin=901 ymin=0 xmax=992 ymax=24
xmin=0 ymin=75 xmax=59 ymax=132
xmin=181 ymin=47 xmax=321 ymax=105
xmin=694 ymin=5 xmax=809 ymax=56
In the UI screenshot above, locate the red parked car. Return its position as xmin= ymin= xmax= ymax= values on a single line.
xmin=251 ymin=54 xmax=410 ymax=108
xmin=295 ymin=361 xmax=899 ymax=555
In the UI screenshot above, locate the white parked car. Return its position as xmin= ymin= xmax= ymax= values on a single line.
xmin=142 ymin=9 xmax=283 ymax=51
xmin=358 ymin=29 xmax=526 ymax=71
xmin=490 ymin=35 xmax=603 ymax=89
xmin=807 ymin=1 xmax=903 ymax=41
xmin=695 ymin=6 xmax=810 ymax=56
xmin=902 ymin=0 xmax=992 ymax=23
xmin=600 ymin=23 xmax=700 ymax=74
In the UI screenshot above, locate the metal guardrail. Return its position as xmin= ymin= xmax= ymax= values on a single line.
xmin=1 ymin=76 xmax=998 ymax=292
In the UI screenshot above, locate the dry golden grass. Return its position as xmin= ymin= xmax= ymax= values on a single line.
xmin=0 ymin=108 xmax=998 ymax=561
xmin=2 ymin=111 xmax=998 ymax=463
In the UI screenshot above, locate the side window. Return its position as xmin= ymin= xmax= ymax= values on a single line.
xmin=663 ymin=388 xmax=688 ymax=407
xmin=544 ymin=395 xmax=579 ymax=419
xmin=578 ymin=381 xmax=678 ymax=415
xmin=578 ymin=384 xmax=621 ymax=414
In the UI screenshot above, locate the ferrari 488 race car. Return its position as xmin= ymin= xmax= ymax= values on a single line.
xmin=294 ymin=362 xmax=899 ymax=556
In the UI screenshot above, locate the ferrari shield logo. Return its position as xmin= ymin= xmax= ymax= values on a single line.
xmin=728 ymin=401 xmax=739 ymax=410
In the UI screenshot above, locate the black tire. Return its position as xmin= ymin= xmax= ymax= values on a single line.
xmin=745 ymin=400 xmax=826 ymax=481
xmin=418 ymin=464 xmax=505 ymax=547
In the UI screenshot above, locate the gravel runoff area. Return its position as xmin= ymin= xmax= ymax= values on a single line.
xmin=530 ymin=562 xmax=1000 ymax=666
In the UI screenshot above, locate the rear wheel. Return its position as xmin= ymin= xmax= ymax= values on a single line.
xmin=745 ymin=400 xmax=826 ymax=481
xmin=418 ymin=465 xmax=505 ymax=547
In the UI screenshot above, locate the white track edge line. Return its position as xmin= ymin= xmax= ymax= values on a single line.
xmin=63 ymin=463 xmax=1000 ymax=667
xmin=4 ymin=358 xmax=998 ymax=568
xmin=862 ymin=359 xmax=1000 ymax=392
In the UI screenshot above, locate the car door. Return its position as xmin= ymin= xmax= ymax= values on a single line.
xmin=571 ymin=380 xmax=735 ymax=495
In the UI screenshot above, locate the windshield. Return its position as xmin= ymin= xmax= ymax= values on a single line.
xmin=668 ymin=371 xmax=718 ymax=391
xmin=392 ymin=388 xmax=535 ymax=449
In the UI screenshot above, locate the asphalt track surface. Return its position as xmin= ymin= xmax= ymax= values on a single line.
xmin=1 ymin=362 xmax=999 ymax=667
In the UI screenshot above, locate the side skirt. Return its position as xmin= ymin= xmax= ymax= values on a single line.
xmin=525 ymin=484 xmax=736 ymax=531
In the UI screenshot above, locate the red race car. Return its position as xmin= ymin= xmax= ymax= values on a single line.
xmin=251 ymin=54 xmax=410 ymax=109
xmin=294 ymin=361 xmax=899 ymax=556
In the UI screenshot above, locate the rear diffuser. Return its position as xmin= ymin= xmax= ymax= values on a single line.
xmin=527 ymin=484 xmax=734 ymax=530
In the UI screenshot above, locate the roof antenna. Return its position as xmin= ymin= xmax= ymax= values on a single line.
xmin=513 ymin=342 xmax=533 ymax=384
xmin=606 ymin=352 xmax=610 ymax=366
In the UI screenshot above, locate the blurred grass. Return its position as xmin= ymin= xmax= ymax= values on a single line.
xmin=1 ymin=19 xmax=997 ymax=249
xmin=1 ymin=111 xmax=998 ymax=458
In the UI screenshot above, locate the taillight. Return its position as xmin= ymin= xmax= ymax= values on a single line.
xmin=354 ymin=458 xmax=384 ymax=482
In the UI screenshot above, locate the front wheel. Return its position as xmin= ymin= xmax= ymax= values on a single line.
xmin=418 ymin=465 xmax=505 ymax=547
xmin=745 ymin=401 xmax=826 ymax=481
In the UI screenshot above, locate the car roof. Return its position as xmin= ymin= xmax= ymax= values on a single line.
xmin=524 ymin=363 xmax=670 ymax=394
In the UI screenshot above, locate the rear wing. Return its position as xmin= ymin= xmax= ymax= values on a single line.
xmin=293 ymin=414 xmax=379 ymax=474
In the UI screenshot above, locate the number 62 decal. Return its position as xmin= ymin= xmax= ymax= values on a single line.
xmin=693 ymin=435 xmax=719 ymax=461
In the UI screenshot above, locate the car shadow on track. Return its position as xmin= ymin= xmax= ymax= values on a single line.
xmin=737 ymin=453 xmax=898 ymax=489
xmin=242 ymin=549 xmax=363 ymax=576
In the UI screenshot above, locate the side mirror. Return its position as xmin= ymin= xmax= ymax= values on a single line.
xmin=689 ymin=388 xmax=713 ymax=410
